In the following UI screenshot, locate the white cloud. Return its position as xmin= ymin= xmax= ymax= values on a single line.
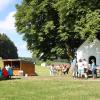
xmin=0 ymin=0 xmax=10 ymax=11
xmin=0 ymin=0 xmax=31 ymax=57
xmin=0 ymin=0 xmax=18 ymax=12
xmin=17 ymin=43 xmax=27 ymax=50
xmin=0 ymin=11 xmax=32 ymax=57
xmin=17 ymin=43 xmax=32 ymax=57
xmin=0 ymin=11 xmax=16 ymax=33
xmin=0 ymin=0 xmax=22 ymax=33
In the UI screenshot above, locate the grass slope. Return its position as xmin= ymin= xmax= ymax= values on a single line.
xmin=0 ymin=65 xmax=99 ymax=100
xmin=0 ymin=79 xmax=100 ymax=100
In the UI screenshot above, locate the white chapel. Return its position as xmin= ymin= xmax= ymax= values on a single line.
xmin=76 ymin=38 xmax=100 ymax=66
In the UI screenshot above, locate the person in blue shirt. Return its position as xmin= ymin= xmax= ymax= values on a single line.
xmin=0 ymin=67 xmax=2 ymax=79
xmin=91 ymin=59 xmax=97 ymax=79
xmin=8 ymin=67 xmax=13 ymax=79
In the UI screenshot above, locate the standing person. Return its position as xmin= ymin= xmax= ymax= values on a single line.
xmin=77 ymin=59 xmax=84 ymax=78
xmin=48 ymin=65 xmax=53 ymax=76
xmin=71 ymin=58 xmax=78 ymax=78
xmin=5 ymin=64 xmax=10 ymax=71
xmin=0 ymin=67 xmax=2 ymax=79
xmin=91 ymin=59 xmax=97 ymax=79
xmin=83 ymin=59 xmax=88 ymax=79
xmin=2 ymin=67 xmax=9 ymax=79
xmin=62 ymin=64 xmax=67 ymax=75
xmin=8 ymin=67 xmax=13 ymax=79
xmin=49 ymin=64 xmax=56 ymax=76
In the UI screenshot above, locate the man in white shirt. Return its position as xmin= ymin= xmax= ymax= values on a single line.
xmin=71 ymin=58 xmax=78 ymax=78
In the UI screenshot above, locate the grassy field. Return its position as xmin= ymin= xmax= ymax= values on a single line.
xmin=35 ymin=65 xmax=50 ymax=76
xmin=0 ymin=65 xmax=100 ymax=100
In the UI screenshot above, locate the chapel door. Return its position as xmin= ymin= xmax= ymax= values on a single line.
xmin=89 ymin=56 xmax=96 ymax=65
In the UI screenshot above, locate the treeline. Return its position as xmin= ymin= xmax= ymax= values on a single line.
xmin=0 ymin=33 xmax=18 ymax=59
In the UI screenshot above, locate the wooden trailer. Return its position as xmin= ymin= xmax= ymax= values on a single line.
xmin=3 ymin=59 xmax=35 ymax=76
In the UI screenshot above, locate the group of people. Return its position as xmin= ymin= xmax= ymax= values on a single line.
xmin=71 ymin=58 xmax=97 ymax=79
xmin=0 ymin=65 xmax=13 ymax=80
xmin=48 ymin=64 xmax=70 ymax=76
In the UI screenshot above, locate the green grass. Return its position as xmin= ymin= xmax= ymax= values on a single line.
xmin=0 ymin=65 xmax=100 ymax=100
xmin=0 ymin=78 xmax=100 ymax=100
xmin=35 ymin=65 xmax=50 ymax=76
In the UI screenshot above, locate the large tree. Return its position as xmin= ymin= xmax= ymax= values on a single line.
xmin=55 ymin=0 xmax=100 ymax=40
xmin=15 ymin=0 xmax=61 ymax=60
xmin=15 ymin=0 xmax=100 ymax=60
xmin=0 ymin=34 xmax=18 ymax=59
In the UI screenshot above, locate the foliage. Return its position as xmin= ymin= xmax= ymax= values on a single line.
xmin=75 ymin=10 xmax=100 ymax=41
xmin=15 ymin=0 xmax=61 ymax=60
xmin=15 ymin=0 xmax=100 ymax=60
xmin=0 ymin=34 xmax=18 ymax=59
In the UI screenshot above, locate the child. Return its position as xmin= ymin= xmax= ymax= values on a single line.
xmin=77 ymin=59 xmax=84 ymax=78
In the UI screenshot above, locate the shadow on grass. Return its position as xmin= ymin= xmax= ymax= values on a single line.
xmin=0 ymin=76 xmax=22 ymax=81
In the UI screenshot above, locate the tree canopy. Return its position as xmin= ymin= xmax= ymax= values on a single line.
xmin=15 ymin=0 xmax=100 ymax=60
xmin=0 ymin=34 xmax=18 ymax=59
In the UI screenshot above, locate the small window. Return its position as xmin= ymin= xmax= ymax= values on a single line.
xmin=12 ymin=61 xmax=20 ymax=69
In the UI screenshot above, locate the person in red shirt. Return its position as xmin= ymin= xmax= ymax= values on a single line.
xmin=2 ymin=67 xmax=9 ymax=79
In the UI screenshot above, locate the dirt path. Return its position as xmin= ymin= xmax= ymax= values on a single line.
xmin=20 ymin=76 xmax=100 ymax=81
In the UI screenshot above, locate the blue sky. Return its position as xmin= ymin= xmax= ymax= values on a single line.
xmin=0 ymin=0 xmax=32 ymax=57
